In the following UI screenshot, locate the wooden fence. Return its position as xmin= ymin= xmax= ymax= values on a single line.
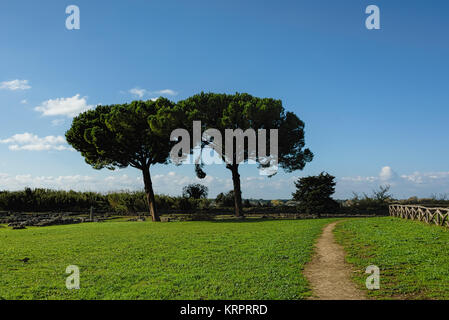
xmin=389 ymin=204 xmax=449 ymax=227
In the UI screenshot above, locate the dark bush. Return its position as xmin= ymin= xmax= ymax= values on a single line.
xmin=342 ymin=185 xmax=392 ymax=215
xmin=0 ymin=188 xmax=211 ymax=214
xmin=292 ymin=172 xmax=340 ymax=216
xmin=182 ymin=184 xmax=208 ymax=199
xmin=215 ymin=191 xmax=235 ymax=207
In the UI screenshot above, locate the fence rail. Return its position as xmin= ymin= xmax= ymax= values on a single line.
xmin=389 ymin=204 xmax=449 ymax=227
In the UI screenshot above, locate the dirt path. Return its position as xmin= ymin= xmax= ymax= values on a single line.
xmin=304 ymin=221 xmax=367 ymax=300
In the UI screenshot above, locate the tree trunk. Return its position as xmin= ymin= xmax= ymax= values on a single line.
xmin=142 ymin=166 xmax=160 ymax=222
xmin=230 ymin=164 xmax=244 ymax=218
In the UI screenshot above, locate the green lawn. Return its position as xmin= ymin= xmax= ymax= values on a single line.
xmin=0 ymin=218 xmax=333 ymax=300
xmin=335 ymin=217 xmax=449 ymax=300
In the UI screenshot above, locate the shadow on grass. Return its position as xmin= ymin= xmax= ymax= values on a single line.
xmin=209 ymin=218 xmax=277 ymax=223
xmin=207 ymin=215 xmax=382 ymax=223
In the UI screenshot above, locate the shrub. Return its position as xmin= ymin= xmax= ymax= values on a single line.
xmin=182 ymin=184 xmax=209 ymax=199
xmin=215 ymin=191 xmax=235 ymax=207
xmin=292 ymin=172 xmax=340 ymax=216
xmin=0 ymin=189 xmax=211 ymax=214
xmin=343 ymin=185 xmax=392 ymax=215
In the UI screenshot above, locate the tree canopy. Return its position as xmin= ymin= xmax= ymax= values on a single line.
xmin=182 ymin=183 xmax=209 ymax=200
xmin=292 ymin=172 xmax=339 ymax=216
xmin=66 ymin=98 xmax=176 ymax=221
xmin=175 ymin=92 xmax=313 ymax=217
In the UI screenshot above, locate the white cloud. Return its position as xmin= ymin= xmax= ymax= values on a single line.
xmin=341 ymin=166 xmax=398 ymax=184
xmin=0 ymin=174 xmax=100 ymax=191
xmin=0 ymin=132 xmax=72 ymax=151
xmin=400 ymin=171 xmax=449 ymax=185
xmin=151 ymin=171 xmax=230 ymax=194
xmin=0 ymin=169 xmax=234 ymax=196
xmin=0 ymin=172 xmax=187 ymax=193
xmin=21 ymin=99 xmax=28 ymax=104
xmin=129 ymin=88 xmax=147 ymax=98
xmin=0 ymin=166 xmax=446 ymax=199
xmin=0 ymin=79 xmax=31 ymax=91
xmin=153 ymin=89 xmax=177 ymax=96
xmin=341 ymin=176 xmax=378 ymax=183
xmin=34 ymin=94 xmax=94 ymax=118
xmin=379 ymin=166 xmax=398 ymax=181
xmin=51 ymin=119 xmax=65 ymax=126
xmin=338 ymin=166 xmax=449 ymax=199
xmin=128 ymin=88 xmax=178 ymax=99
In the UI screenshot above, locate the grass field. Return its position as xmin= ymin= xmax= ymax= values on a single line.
xmin=335 ymin=217 xmax=449 ymax=300
xmin=0 ymin=218 xmax=334 ymax=300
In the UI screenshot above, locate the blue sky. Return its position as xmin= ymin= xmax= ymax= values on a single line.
xmin=0 ymin=0 xmax=448 ymax=199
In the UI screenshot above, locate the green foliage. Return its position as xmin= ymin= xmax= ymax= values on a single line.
xmin=106 ymin=192 xmax=210 ymax=213
xmin=176 ymin=92 xmax=313 ymax=173
xmin=292 ymin=172 xmax=339 ymax=215
xmin=0 ymin=188 xmax=106 ymax=212
xmin=66 ymin=99 xmax=178 ymax=221
xmin=182 ymin=183 xmax=209 ymax=199
xmin=66 ymin=99 xmax=175 ymax=170
xmin=271 ymin=200 xmax=283 ymax=207
xmin=0 ymin=189 xmax=211 ymax=213
xmin=343 ymin=185 xmax=392 ymax=215
xmin=0 ymin=219 xmax=334 ymax=299
xmin=174 ymin=92 xmax=313 ymax=216
xmin=107 ymin=192 xmax=147 ymax=214
xmin=215 ymin=191 xmax=235 ymax=207
xmin=395 ymin=195 xmax=449 ymax=207
xmin=335 ymin=217 xmax=449 ymax=299
xmin=174 ymin=197 xmax=194 ymax=211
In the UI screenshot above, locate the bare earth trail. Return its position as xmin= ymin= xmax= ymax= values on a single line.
xmin=304 ymin=221 xmax=367 ymax=300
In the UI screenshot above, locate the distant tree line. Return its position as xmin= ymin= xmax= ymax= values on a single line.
xmin=0 ymin=187 xmax=210 ymax=213
xmin=1 ymin=182 xmax=445 ymax=216
xmin=0 ymin=188 xmax=104 ymax=212
xmin=0 ymin=186 xmax=283 ymax=214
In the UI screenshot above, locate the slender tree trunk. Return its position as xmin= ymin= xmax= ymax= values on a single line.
xmin=230 ymin=164 xmax=244 ymax=218
xmin=142 ymin=166 xmax=160 ymax=222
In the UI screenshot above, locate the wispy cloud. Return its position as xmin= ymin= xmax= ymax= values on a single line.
xmin=129 ymin=88 xmax=147 ymax=98
xmin=0 ymin=133 xmax=72 ymax=151
xmin=0 ymin=79 xmax=31 ymax=91
xmin=0 ymin=173 xmax=100 ymax=191
xmin=34 ymin=94 xmax=94 ymax=118
xmin=51 ymin=119 xmax=65 ymax=126
xmin=338 ymin=166 xmax=449 ymax=198
xmin=0 ymin=169 xmax=232 ymax=195
xmin=128 ymin=87 xmax=178 ymax=99
xmin=153 ymin=89 xmax=178 ymax=96
xmin=20 ymin=99 xmax=28 ymax=104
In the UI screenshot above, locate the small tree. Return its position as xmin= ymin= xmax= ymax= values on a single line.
xmin=182 ymin=183 xmax=209 ymax=199
xmin=373 ymin=185 xmax=392 ymax=201
xmin=348 ymin=185 xmax=393 ymax=215
xmin=215 ymin=191 xmax=235 ymax=207
xmin=292 ymin=172 xmax=339 ymax=216
xmin=66 ymin=99 xmax=176 ymax=222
